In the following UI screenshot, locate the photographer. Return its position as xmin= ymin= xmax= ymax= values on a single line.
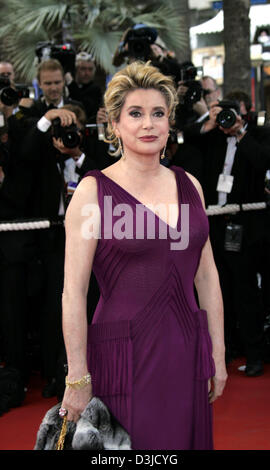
xmin=0 ymin=106 xmax=77 ymax=398
xmin=51 ymin=103 xmax=98 ymax=188
xmin=201 ymin=75 xmax=221 ymax=109
xmin=65 ymin=52 xmax=103 ymax=123
xmin=183 ymin=91 xmax=270 ymax=376
xmin=112 ymin=23 xmax=181 ymax=79
xmin=0 ymin=61 xmax=39 ymax=389
xmin=0 ymin=61 xmax=16 ymax=121
xmin=8 ymin=60 xmax=90 ymax=398
xmin=0 ymin=61 xmax=15 ymax=81
xmin=0 ymin=61 xmax=32 ymax=124
xmin=174 ymin=72 xmax=222 ymax=134
xmin=168 ymin=63 xmax=208 ymax=179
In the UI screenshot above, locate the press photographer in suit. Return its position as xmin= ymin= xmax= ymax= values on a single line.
xmin=65 ymin=52 xmax=103 ymax=123
xmin=0 ymin=61 xmax=39 ymax=384
xmin=184 ymin=91 xmax=270 ymax=376
xmin=15 ymin=60 xmax=88 ymax=397
xmin=0 ymin=59 xmax=93 ymax=395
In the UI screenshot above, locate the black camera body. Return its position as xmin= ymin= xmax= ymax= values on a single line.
xmin=179 ymin=64 xmax=202 ymax=107
xmin=51 ymin=118 xmax=81 ymax=149
xmin=180 ymin=65 xmax=197 ymax=82
xmin=0 ymin=77 xmax=29 ymax=106
xmin=122 ymin=24 xmax=158 ymax=61
xmin=216 ymin=100 xmax=240 ymax=129
xmin=35 ymin=42 xmax=76 ymax=74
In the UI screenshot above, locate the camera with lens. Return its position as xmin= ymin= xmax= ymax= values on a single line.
xmin=120 ymin=24 xmax=158 ymax=61
xmin=216 ymin=100 xmax=240 ymax=129
xmin=51 ymin=118 xmax=81 ymax=149
xmin=0 ymin=77 xmax=29 ymax=106
xmin=35 ymin=41 xmax=76 ymax=74
xmin=179 ymin=63 xmax=202 ymax=108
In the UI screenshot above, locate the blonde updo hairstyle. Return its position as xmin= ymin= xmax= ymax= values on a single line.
xmin=104 ymin=61 xmax=178 ymax=156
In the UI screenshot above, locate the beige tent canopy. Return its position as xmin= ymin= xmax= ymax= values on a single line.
xmin=190 ymin=4 xmax=270 ymax=49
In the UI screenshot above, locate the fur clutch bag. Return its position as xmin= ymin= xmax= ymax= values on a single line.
xmin=34 ymin=396 xmax=131 ymax=450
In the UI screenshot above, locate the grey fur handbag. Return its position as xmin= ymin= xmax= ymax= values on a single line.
xmin=34 ymin=397 xmax=131 ymax=450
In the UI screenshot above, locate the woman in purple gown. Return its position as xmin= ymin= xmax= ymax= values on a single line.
xmin=60 ymin=61 xmax=227 ymax=450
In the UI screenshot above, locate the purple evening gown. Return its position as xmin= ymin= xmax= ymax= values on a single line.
xmin=85 ymin=165 xmax=215 ymax=450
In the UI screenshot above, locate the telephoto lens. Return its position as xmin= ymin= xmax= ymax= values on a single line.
xmin=216 ymin=100 xmax=240 ymax=129
xmin=61 ymin=125 xmax=81 ymax=148
xmin=0 ymin=86 xmax=19 ymax=106
xmin=52 ymin=118 xmax=81 ymax=149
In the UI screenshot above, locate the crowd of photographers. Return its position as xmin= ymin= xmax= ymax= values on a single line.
xmin=0 ymin=51 xmax=108 ymax=404
xmin=0 ymin=23 xmax=270 ymax=410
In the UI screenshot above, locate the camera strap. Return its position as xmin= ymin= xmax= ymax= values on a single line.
xmin=216 ymin=136 xmax=237 ymax=205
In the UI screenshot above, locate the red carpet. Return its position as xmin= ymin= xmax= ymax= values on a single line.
xmin=213 ymin=359 xmax=270 ymax=450
xmin=0 ymin=359 xmax=269 ymax=450
xmin=0 ymin=373 xmax=57 ymax=450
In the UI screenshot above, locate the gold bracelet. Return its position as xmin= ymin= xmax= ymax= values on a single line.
xmin=65 ymin=372 xmax=91 ymax=389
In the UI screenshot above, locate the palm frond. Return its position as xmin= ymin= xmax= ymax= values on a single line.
xmin=0 ymin=0 xmax=188 ymax=79
xmin=18 ymin=5 xmax=68 ymax=34
xmin=74 ymin=26 xmax=122 ymax=73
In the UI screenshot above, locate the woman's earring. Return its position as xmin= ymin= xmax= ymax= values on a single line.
xmin=160 ymin=142 xmax=167 ymax=160
xmin=118 ymin=137 xmax=125 ymax=159
xmin=160 ymin=133 xmax=170 ymax=160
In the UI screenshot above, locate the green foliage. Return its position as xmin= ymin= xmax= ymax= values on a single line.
xmin=0 ymin=0 xmax=186 ymax=82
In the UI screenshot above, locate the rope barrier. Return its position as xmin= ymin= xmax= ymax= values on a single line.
xmin=0 ymin=219 xmax=54 ymax=232
xmin=0 ymin=202 xmax=267 ymax=231
xmin=206 ymin=202 xmax=267 ymax=216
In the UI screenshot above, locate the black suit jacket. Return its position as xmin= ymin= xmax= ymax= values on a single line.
xmin=184 ymin=122 xmax=270 ymax=205
xmin=12 ymin=97 xmax=85 ymax=219
xmin=184 ymin=122 xmax=270 ymax=245
xmin=67 ymin=81 xmax=103 ymax=123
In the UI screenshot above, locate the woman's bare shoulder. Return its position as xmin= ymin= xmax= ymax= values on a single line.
xmin=184 ymin=171 xmax=201 ymax=189
xmin=65 ymin=176 xmax=99 ymax=225
xmin=184 ymin=171 xmax=205 ymax=208
xmin=74 ymin=175 xmax=98 ymax=201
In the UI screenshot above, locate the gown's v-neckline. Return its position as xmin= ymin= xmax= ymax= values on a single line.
xmin=98 ymin=167 xmax=180 ymax=232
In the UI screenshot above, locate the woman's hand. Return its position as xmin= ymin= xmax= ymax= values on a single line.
xmin=61 ymin=383 xmax=93 ymax=422
xmin=208 ymin=361 xmax=228 ymax=403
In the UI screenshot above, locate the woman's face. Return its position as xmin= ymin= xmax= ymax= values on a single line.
xmin=113 ymin=88 xmax=170 ymax=159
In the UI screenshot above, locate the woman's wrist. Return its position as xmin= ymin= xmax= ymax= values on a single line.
xmin=66 ymin=361 xmax=89 ymax=381
xmin=65 ymin=372 xmax=91 ymax=390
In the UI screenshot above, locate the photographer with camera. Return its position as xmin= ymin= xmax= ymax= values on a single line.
xmin=113 ymin=24 xmax=200 ymax=170
xmin=50 ymin=103 xmax=100 ymax=188
xmin=0 ymin=61 xmax=16 ymax=120
xmin=0 ymin=59 xmax=36 ymax=193
xmin=0 ymin=60 xmax=85 ymax=398
xmin=0 ymin=61 xmax=15 ymax=81
xmin=113 ymin=23 xmax=181 ymax=79
xmin=168 ymin=63 xmax=208 ymax=180
xmin=0 ymin=61 xmax=32 ymax=122
xmin=175 ymin=73 xmax=221 ymax=134
xmin=201 ymin=75 xmax=221 ymax=109
xmin=65 ymin=52 xmax=103 ymax=123
xmin=183 ymin=91 xmax=270 ymax=376
xmin=7 ymin=59 xmax=91 ymax=398
xmin=0 ymin=60 xmax=42 ymax=393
